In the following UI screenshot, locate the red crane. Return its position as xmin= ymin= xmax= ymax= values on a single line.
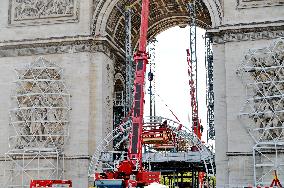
xmin=95 ymin=0 xmax=160 ymax=187
xmin=187 ymin=49 xmax=205 ymax=187
xmin=187 ymin=49 xmax=203 ymax=140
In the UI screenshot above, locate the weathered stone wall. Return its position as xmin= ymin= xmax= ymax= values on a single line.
xmin=212 ymin=0 xmax=284 ymax=183
xmin=0 ymin=0 xmax=92 ymax=42
xmin=89 ymin=51 xmax=114 ymax=156
xmin=213 ymin=39 xmax=273 ymax=186
xmin=223 ymin=0 xmax=284 ymax=25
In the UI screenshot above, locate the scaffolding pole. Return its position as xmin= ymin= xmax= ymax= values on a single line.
xmin=147 ymin=38 xmax=158 ymax=117
xmin=125 ymin=7 xmax=134 ymax=113
xmin=188 ymin=1 xmax=201 ymax=138
xmin=205 ymin=34 xmax=215 ymax=141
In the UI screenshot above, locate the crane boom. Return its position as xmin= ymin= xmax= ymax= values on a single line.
xmin=138 ymin=0 xmax=150 ymax=53
xmin=128 ymin=0 xmax=150 ymax=169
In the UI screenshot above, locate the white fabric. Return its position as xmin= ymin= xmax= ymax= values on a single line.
xmin=144 ymin=182 xmax=167 ymax=188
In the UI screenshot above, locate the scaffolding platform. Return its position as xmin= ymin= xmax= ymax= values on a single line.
xmin=142 ymin=151 xmax=212 ymax=163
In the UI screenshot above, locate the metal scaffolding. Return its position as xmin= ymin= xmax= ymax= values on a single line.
xmin=113 ymin=76 xmax=126 ymax=127
xmin=112 ymin=5 xmax=134 ymax=151
xmin=113 ymin=3 xmax=134 ymax=115
xmin=238 ymin=38 xmax=284 ymax=186
xmin=89 ymin=116 xmax=215 ymax=179
xmin=205 ymin=34 xmax=215 ymax=141
xmin=147 ymin=38 xmax=158 ymax=117
xmin=124 ymin=6 xmax=134 ymax=113
xmin=5 ymin=57 xmax=70 ymax=187
xmin=188 ymin=1 xmax=203 ymax=140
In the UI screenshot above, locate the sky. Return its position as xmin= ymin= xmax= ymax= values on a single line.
xmin=144 ymin=26 xmax=209 ymax=142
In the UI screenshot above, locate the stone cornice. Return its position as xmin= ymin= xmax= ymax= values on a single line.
xmin=208 ymin=22 xmax=284 ymax=44
xmin=0 ymin=35 xmax=124 ymax=59
xmin=0 ymin=35 xmax=92 ymax=47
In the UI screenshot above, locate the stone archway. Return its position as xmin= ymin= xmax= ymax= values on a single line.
xmin=90 ymin=0 xmax=220 ymax=186
xmin=89 ymin=1 xmax=284 ymax=187
xmin=92 ymin=0 xmax=222 ymax=49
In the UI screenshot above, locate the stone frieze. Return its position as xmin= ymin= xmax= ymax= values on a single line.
xmin=211 ymin=28 xmax=284 ymax=44
xmin=8 ymin=0 xmax=79 ymax=26
xmin=0 ymin=37 xmax=120 ymax=59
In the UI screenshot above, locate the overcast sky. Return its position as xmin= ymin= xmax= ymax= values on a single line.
xmin=144 ymin=26 xmax=209 ymax=141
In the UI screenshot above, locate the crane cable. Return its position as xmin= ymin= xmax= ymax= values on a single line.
xmin=155 ymin=93 xmax=182 ymax=123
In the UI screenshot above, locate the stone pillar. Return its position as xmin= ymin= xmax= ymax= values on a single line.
xmin=89 ymin=47 xmax=115 ymax=157
xmin=213 ymin=42 xmax=229 ymax=187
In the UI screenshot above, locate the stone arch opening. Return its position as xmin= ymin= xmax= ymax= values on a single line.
xmin=91 ymin=1 xmax=218 ymax=185
xmin=93 ymin=0 xmax=221 ymax=50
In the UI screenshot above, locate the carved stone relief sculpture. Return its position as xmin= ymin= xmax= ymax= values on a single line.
xmin=8 ymin=0 xmax=79 ymax=26
xmin=238 ymin=38 xmax=284 ymax=142
xmin=9 ymin=57 xmax=71 ymax=151
xmin=238 ymin=38 xmax=284 ymax=185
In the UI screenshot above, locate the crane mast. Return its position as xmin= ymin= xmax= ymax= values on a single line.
xmin=187 ymin=2 xmax=205 ymax=187
xmin=128 ymin=0 xmax=149 ymax=169
xmin=187 ymin=1 xmax=202 ymax=140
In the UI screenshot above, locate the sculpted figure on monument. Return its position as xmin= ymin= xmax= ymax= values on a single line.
xmin=38 ymin=81 xmax=48 ymax=93
xmin=241 ymin=40 xmax=284 ymax=142
xmin=41 ymin=71 xmax=49 ymax=79
xmin=47 ymin=108 xmax=56 ymax=122
xmin=11 ymin=58 xmax=70 ymax=150
xmin=30 ymin=108 xmax=43 ymax=141
xmin=13 ymin=0 xmax=75 ymax=20
xmin=23 ymin=70 xmax=33 ymax=79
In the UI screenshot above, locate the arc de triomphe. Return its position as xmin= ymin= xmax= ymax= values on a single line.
xmin=0 ymin=0 xmax=283 ymax=187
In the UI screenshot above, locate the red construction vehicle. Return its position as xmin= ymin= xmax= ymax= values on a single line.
xmin=94 ymin=0 xmax=160 ymax=187
xmin=30 ymin=180 xmax=72 ymax=188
